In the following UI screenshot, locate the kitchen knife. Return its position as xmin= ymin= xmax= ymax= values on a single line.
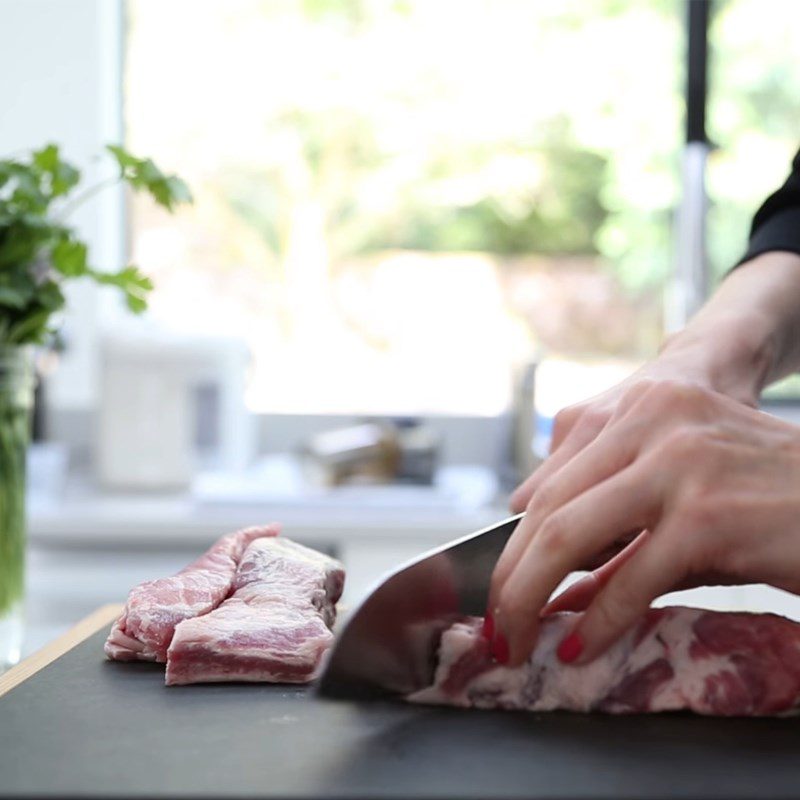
xmin=317 ymin=512 xmax=523 ymax=700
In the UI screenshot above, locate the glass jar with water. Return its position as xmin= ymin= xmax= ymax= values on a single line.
xmin=0 ymin=347 xmax=34 ymax=672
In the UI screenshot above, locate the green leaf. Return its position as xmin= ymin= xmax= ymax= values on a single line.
xmin=34 ymin=279 xmax=66 ymax=311
xmin=32 ymin=144 xmax=80 ymax=198
xmin=106 ymin=144 xmax=140 ymax=171
xmin=0 ymin=230 xmax=37 ymax=269
xmin=0 ymin=217 xmax=59 ymax=269
xmin=0 ymin=162 xmax=12 ymax=190
xmin=92 ymin=264 xmax=153 ymax=313
xmin=32 ymin=144 xmax=60 ymax=173
xmin=9 ymin=168 xmax=48 ymax=214
xmin=6 ymin=309 xmax=52 ymax=345
xmin=51 ymin=162 xmax=80 ymax=197
xmin=0 ymin=251 xmax=41 ymax=309
xmin=51 ymin=238 xmax=88 ymax=277
xmin=105 ymin=144 xmax=193 ymax=212
xmin=0 ymin=284 xmax=31 ymax=310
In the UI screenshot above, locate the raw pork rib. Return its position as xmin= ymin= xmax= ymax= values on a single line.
xmin=409 ymin=606 xmax=800 ymax=717
xmin=165 ymin=537 xmax=345 ymax=685
xmin=104 ymin=524 xmax=280 ymax=662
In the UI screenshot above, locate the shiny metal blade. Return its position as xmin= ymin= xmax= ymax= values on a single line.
xmin=317 ymin=513 xmax=523 ymax=700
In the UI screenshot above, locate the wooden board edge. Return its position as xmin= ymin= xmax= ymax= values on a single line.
xmin=0 ymin=603 xmax=123 ymax=698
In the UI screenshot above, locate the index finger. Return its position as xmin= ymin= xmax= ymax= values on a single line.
xmin=509 ymin=409 xmax=608 ymax=512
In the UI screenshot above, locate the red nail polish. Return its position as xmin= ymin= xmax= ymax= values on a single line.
xmin=491 ymin=632 xmax=510 ymax=665
xmin=557 ymin=632 xmax=583 ymax=664
xmin=482 ymin=612 xmax=494 ymax=640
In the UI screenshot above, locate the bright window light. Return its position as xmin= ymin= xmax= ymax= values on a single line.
xmin=124 ymin=0 xmax=800 ymax=414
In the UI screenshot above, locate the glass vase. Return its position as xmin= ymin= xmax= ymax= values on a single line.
xmin=0 ymin=346 xmax=34 ymax=672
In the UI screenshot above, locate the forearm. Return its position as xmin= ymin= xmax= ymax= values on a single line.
xmin=658 ymin=251 xmax=800 ymax=404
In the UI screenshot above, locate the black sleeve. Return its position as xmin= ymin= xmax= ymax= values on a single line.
xmin=737 ymin=148 xmax=800 ymax=266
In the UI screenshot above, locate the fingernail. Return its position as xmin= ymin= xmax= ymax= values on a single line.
xmin=557 ymin=631 xmax=583 ymax=664
xmin=481 ymin=612 xmax=494 ymax=640
xmin=491 ymin=632 xmax=510 ymax=665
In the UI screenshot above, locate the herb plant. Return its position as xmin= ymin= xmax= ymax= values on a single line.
xmin=0 ymin=143 xmax=192 ymax=344
xmin=0 ymin=144 xmax=191 ymax=649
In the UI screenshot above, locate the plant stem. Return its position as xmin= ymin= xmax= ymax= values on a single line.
xmin=56 ymin=175 xmax=120 ymax=221
xmin=0 ymin=396 xmax=28 ymax=616
xmin=0 ymin=349 xmax=32 ymax=621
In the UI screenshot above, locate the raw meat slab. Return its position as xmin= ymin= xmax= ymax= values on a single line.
xmin=104 ymin=524 xmax=280 ymax=662
xmin=165 ymin=537 xmax=345 ymax=685
xmin=409 ymin=606 xmax=800 ymax=717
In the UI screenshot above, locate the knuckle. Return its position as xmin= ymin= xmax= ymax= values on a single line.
xmin=660 ymin=428 xmax=701 ymax=462
xmin=651 ymin=379 xmax=686 ymax=406
xmin=577 ymin=407 xmax=608 ymax=434
xmin=644 ymin=379 xmax=706 ymax=414
xmin=622 ymin=377 xmax=658 ymax=407
xmin=510 ymin=484 xmax=532 ymax=513
xmin=531 ymin=479 xmax=556 ymax=514
xmin=553 ymin=406 xmax=580 ymax=438
xmin=537 ymin=513 xmax=569 ymax=555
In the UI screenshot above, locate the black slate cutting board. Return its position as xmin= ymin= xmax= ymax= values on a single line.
xmin=1 ymin=629 xmax=799 ymax=800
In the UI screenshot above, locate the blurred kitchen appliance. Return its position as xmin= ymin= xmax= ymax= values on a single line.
xmin=391 ymin=418 xmax=439 ymax=485
xmin=300 ymin=418 xmax=439 ymax=487
xmin=97 ymin=332 xmax=253 ymax=490
xmin=300 ymin=422 xmax=401 ymax=487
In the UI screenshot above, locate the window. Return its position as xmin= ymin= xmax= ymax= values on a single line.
xmin=125 ymin=0 xmax=800 ymax=415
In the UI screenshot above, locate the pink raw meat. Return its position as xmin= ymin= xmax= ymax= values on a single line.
xmin=104 ymin=524 xmax=280 ymax=662
xmin=408 ymin=606 xmax=800 ymax=717
xmin=165 ymin=537 xmax=345 ymax=685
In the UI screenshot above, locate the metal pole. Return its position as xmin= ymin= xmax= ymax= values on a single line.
xmin=667 ymin=0 xmax=712 ymax=333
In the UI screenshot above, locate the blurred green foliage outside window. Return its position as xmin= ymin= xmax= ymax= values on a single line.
xmin=126 ymin=0 xmax=800 ymax=413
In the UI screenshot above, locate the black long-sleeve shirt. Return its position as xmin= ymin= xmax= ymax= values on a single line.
xmin=739 ymin=148 xmax=800 ymax=265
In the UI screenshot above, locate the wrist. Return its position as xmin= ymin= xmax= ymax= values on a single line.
xmin=657 ymin=310 xmax=776 ymax=406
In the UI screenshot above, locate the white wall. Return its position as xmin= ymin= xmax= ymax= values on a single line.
xmin=0 ymin=0 xmax=124 ymax=410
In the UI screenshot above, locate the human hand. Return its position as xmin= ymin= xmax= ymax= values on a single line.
xmin=510 ymin=332 xmax=763 ymax=517
xmin=489 ymin=380 xmax=800 ymax=667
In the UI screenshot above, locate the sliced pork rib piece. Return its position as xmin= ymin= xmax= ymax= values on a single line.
xmin=165 ymin=537 xmax=345 ymax=685
xmin=104 ymin=524 xmax=280 ymax=662
xmin=408 ymin=606 xmax=800 ymax=717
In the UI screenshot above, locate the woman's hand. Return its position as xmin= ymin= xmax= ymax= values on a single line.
xmin=488 ymin=380 xmax=800 ymax=667
xmin=510 ymin=250 xmax=800 ymax=518
xmin=510 ymin=314 xmax=772 ymax=517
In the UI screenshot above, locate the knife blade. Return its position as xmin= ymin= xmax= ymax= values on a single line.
xmin=317 ymin=512 xmax=523 ymax=700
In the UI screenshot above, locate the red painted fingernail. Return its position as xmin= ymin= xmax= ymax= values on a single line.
xmin=557 ymin=632 xmax=583 ymax=664
xmin=482 ymin=612 xmax=494 ymax=640
xmin=491 ymin=632 xmax=510 ymax=665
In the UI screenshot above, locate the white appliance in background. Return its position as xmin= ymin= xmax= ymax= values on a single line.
xmin=97 ymin=332 xmax=253 ymax=490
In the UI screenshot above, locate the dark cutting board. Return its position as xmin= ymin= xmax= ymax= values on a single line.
xmin=1 ymin=629 xmax=800 ymax=800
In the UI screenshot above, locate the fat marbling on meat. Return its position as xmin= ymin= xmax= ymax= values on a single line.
xmin=165 ymin=537 xmax=345 ymax=685
xmin=104 ymin=524 xmax=280 ymax=662
xmin=409 ymin=606 xmax=800 ymax=716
